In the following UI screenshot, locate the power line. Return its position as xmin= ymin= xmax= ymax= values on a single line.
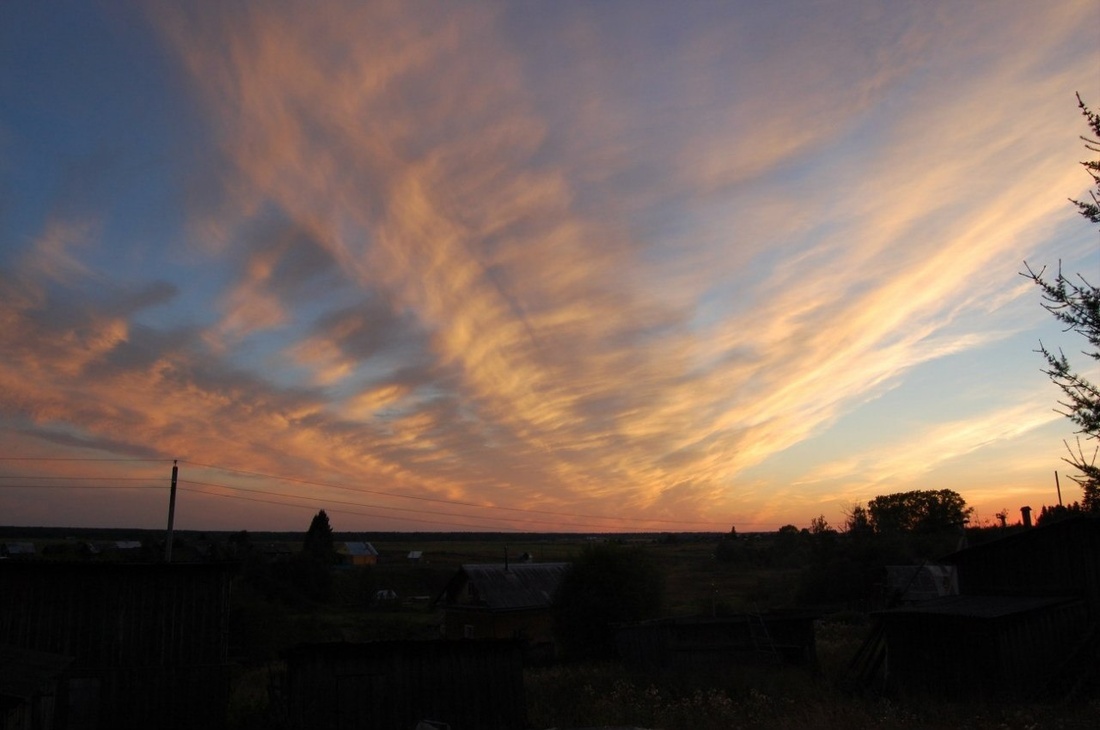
xmin=0 ymin=484 xmax=162 ymax=490
xmin=1 ymin=476 xmax=730 ymax=530
xmin=178 ymin=479 xmax=658 ymax=531
xmin=179 ymin=459 xmax=730 ymax=527
xmin=0 ymin=456 xmax=744 ymax=530
xmin=0 ymin=457 xmax=168 ymax=462
xmin=0 ymin=476 xmax=158 ymax=482
xmin=178 ymin=484 xmax=526 ymax=532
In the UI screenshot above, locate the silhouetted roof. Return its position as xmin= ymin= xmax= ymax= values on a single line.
xmin=437 ymin=562 xmax=571 ymax=611
xmin=943 ymin=515 xmax=1100 ymax=562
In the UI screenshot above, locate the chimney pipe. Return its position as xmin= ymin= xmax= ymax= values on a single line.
xmin=1021 ymin=506 xmax=1032 ymax=528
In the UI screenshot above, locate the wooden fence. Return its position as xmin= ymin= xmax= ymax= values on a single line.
xmin=0 ymin=562 xmax=230 ymax=729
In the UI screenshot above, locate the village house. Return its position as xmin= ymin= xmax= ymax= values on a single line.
xmin=433 ymin=561 xmax=570 ymax=661
xmin=0 ymin=542 xmax=36 ymax=559
xmin=337 ymin=541 xmax=379 ymax=566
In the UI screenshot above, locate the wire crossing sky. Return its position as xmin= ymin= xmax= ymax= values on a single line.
xmin=1 ymin=1 xmax=1098 ymax=532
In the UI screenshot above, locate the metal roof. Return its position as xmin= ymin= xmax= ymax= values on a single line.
xmin=339 ymin=542 xmax=379 ymax=557
xmin=2 ymin=542 xmax=35 ymax=555
xmin=447 ymin=562 xmax=571 ymax=611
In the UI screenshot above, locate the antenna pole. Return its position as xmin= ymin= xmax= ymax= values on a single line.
xmin=1055 ymin=471 xmax=1063 ymax=506
xmin=165 ymin=460 xmax=179 ymax=562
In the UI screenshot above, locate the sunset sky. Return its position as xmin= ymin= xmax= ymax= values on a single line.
xmin=1 ymin=1 xmax=1098 ymax=533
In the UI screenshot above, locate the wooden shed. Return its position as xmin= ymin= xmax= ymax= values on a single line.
xmin=0 ymin=562 xmax=231 ymax=729
xmin=282 ymin=639 xmax=525 ymax=730
xmin=945 ymin=516 xmax=1100 ymax=611
xmin=877 ymin=595 xmax=1087 ymax=699
xmin=863 ymin=517 xmax=1100 ymax=700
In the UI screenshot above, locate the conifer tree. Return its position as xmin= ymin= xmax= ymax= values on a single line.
xmin=1024 ymin=94 xmax=1100 ymax=511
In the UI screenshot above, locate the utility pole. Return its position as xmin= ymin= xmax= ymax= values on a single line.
xmin=165 ymin=460 xmax=178 ymax=562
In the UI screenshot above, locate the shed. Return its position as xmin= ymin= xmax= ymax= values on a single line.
xmin=339 ymin=541 xmax=379 ymax=566
xmin=944 ymin=515 xmax=1100 ymax=612
xmin=857 ymin=518 xmax=1100 ymax=701
xmin=876 ymin=595 xmax=1087 ymax=699
xmin=433 ymin=563 xmax=570 ymax=658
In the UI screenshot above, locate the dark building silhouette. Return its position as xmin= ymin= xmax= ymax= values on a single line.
xmin=433 ymin=562 xmax=569 ymax=660
xmin=859 ymin=516 xmax=1100 ymax=699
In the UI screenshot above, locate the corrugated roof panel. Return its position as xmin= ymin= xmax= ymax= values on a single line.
xmin=460 ymin=562 xmax=571 ymax=611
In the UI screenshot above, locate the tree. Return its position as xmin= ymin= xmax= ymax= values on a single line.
xmin=1024 ymin=94 xmax=1100 ymax=511
xmin=302 ymin=509 xmax=338 ymax=565
xmin=553 ymin=543 xmax=665 ymax=660
xmin=809 ymin=515 xmax=832 ymax=535
xmin=867 ymin=489 xmax=972 ymax=534
xmin=843 ymin=504 xmax=873 ymax=534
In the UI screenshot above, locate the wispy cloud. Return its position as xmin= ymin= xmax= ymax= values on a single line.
xmin=0 ymin=1 xmax=1095 ymax=529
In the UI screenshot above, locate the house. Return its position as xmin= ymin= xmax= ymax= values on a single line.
xmin=860 ymin=516 xmax=1100 ymax=700
xmin=0 ymin=543 xmax=35 ymax=559
xmin=407 ymin=550 xmax=423 ymax=562
xmin=338 ymin=541 xmax=379 ymax=566
xmin=283 ymin=640 xmax=526 ymax=730
xmin=433 ymin=562 xmax=570 ymax=659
